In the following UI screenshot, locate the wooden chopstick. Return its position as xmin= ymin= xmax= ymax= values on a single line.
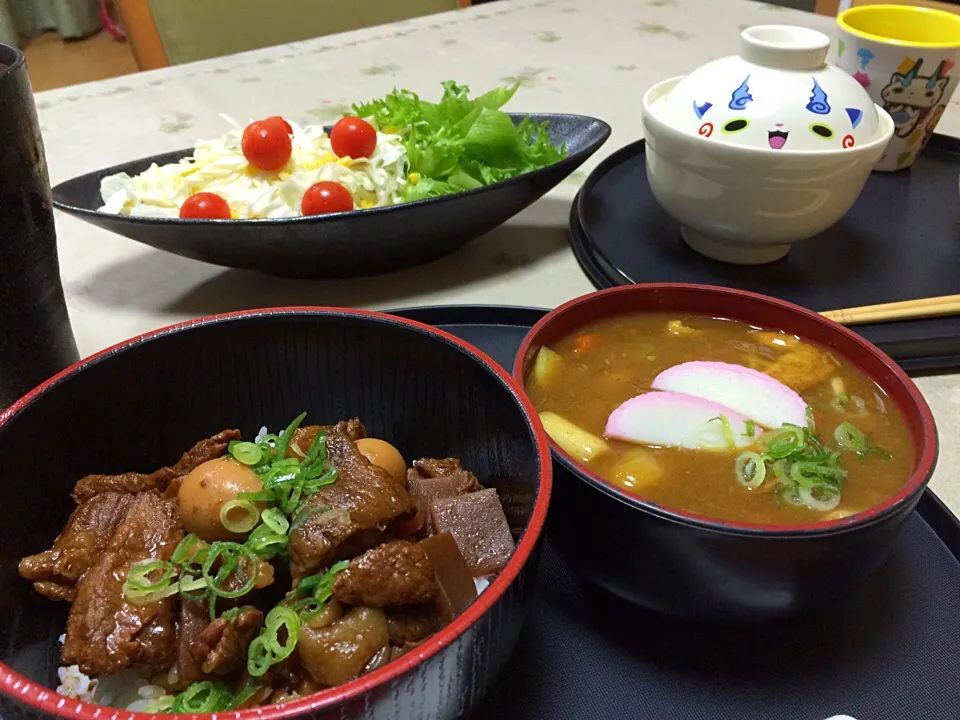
xmin=821 ymin=294 xmax=960 ymax=326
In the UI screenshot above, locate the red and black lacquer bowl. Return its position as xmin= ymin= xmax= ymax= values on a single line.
xmin=514 ymin=284 xmax=938 ymax=623
xmin=0 ymin=308 xmax=551 ymax=719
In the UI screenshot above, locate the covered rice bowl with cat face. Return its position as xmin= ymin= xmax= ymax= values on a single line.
xmin=640 ymin=25 xmax=894 ymax=265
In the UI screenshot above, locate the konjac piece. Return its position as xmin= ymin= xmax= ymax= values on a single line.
xmin=419 ymin=532 xmax=478 ymax=622
xmin=61 ymin=491 xmax=184 ymax=676
xmin=429 ymin=489 xmax=515 ymax=577
xmin=407 ymin=472 xmax=480 ymax=535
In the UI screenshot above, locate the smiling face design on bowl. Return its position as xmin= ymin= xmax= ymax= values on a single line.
xmin=693 ymin=75 xmax=866 ymax=151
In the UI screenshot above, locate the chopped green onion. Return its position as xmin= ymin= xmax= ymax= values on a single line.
xmin=123 ymin=559 xmax=177 ymax=597
xmin=247 ymin=636 xmax=272 ymax=677
xmin=246 ymin=524 xmax=288 ymax=559
xmin=230 ymin=440 xmax=263 ymax=466
xmin=200 ymin=541 xmax=259 ymax=600
xmin=224 ymin=683 xmax=261 ymax=711
xmin=834 ymin=392 xmax=851 ymax=409
xmin=220 ymin=499 xmax=260 ymax=534
xmin=247 ymin=605 xmax=301 ymax=677
xmin=833 ymin=422 xmax=893 ymax=461
xmin=291 ymin=504 xmax=330 ymax=533
xmin=169 ymin=681 xmax=231 ymax=714
xmin=734 ymin=451 xmax=766 ymax=489
xmin=833 ymin=421 xmax=865 ymax=451
xmin=261 ymin=507 xmax=290 ymax=535
xmin=797 ymin=484 xmax=841 ymax=512
xmin=710 ymin=414 xmax=735 ymax=449
xmin=742 ymin=419 xmax=756 ymax=438
xmin=128 ymin=575 xmax=206 ymax=606
xmin=790 ymin=461 xmax=846 ymax=488
xmin=265 ymin=606 xmax=300 ymax=657
xmin=171 ymin=533 xmax=207 ymax=566
xmin=176 ymin=573 xmax=210 ymax=603
xmin=139 ymin=697 xmax=175 ymax=713
xmin=237 ymin=490 xmax=276 ymax=503
xmin=274 ymin=412 xmax=307 ymax=462
xmin=859 ymin=442 xmax=893 ymax=461
xmin=805 ymin=405 xmax=816 ymax=432
xmin=123 ymin=560 xmax=182 ymax=603
xmin=762 ymin=425 xmax=806 ymax=459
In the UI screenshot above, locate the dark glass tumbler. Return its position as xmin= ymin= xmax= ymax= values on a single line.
xmin=0 ymin=43 xmax=79 ymax=408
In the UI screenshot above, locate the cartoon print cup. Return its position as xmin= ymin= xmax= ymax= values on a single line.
xmin=837 ymin=4 xmax=960 ymax=171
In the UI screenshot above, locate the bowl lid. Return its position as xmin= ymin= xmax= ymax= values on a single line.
xmin=649 ymin=25 xmax=880 ymax=152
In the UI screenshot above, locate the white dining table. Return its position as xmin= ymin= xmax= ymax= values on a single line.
xmin=34 ymin=0 xmax=960 ymax=513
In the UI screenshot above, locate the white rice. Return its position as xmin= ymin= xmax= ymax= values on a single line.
xmin=56 ymin=664 xmax=174 ymax=711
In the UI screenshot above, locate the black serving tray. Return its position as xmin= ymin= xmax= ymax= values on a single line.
xmin=388 ymin=305 xmax=960 ymax=720
xmin=568 ymin=135 xmax=960 ymax=373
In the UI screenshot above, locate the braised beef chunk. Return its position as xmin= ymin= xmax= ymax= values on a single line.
xmin=289 ymin=430 xmax=410 ymax=578
xmin=412 ymin=458 xmax=480 ymax=488
xmin=191 ymin=607 xmax=264 ymax=676
xmin=176 ymin=601 xmax=209 ymax=688
xmin=72 ymin=429 xmax=240 ymax=503
xmin=298 ymin=607 xmax=389 ymax=687
xmin=32 ymin=582 xmax=77 ymax=602
xmin=385 ymin=604 xmax=440 ymax=645
xmin=289 ymin=420 xmax=366 ymax=458
xmin=333 ymin=540 xmax=439 ymax=607
xmin=430 ymin=489 xmax=514 ymax=577
xmin=61 ymin=492 xmax=183 ymax=676
xmin=19 ymin=492 xmax=134 ymax=600
xmin=407 ymin=472 xmax=480 ymax=535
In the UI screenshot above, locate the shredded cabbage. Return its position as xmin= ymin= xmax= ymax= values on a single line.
xmin=98 ymin=115 xmax=408 ymax=219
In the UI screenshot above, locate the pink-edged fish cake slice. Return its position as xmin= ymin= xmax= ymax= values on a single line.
xmin=651 ymin=360 xmax=807 ymax=429
xmin=605 ymin=391 xmax=756 ymax=450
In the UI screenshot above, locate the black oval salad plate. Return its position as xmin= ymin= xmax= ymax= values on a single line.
xmin=52 ymin=113 xmax=610 ymax=279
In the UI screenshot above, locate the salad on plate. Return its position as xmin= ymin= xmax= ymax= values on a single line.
xmin=98 ymin=81 xmax=567 ymax=220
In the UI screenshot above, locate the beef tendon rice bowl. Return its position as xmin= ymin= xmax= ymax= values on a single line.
xmin=18 ymin=412 xmax=517 ymax=713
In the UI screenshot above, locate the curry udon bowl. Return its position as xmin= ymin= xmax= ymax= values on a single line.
xmin=514 ymin=284 xmax=937 ymax=623
xmin=0 ymin=308 xmax=551 ymax=720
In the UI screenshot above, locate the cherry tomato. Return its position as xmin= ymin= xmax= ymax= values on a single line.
xmin=242 ymin=119 xmax=293 ymax=170
xmin=330 ymin=116 xmax=377 ymax=159
xmin=301 ymin=182 xmax=354 ymax=216
xmin=179 ymin=192 xmax=231 ymax=220
xmin=265 ymin=115 xmax=293 ymax=135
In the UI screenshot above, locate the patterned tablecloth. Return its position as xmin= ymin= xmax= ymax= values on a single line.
xmin=33 ymin=0 xmax=960 ymax=513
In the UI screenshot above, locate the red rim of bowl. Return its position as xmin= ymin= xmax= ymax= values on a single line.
xmin=512 ymin=283 xmax=938 ymax=536
xmin=0 ymin=306 xmax=553 ymax=720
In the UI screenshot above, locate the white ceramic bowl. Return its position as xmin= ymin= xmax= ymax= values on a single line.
xmin=641 ymin=26 xmax=895 ymax=264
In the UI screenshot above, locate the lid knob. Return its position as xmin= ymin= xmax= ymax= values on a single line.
xmin=740 ymin=25 xmax=830 ymax=71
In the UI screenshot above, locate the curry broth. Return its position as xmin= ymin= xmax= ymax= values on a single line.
xmin=526 ymin=313 xmax=914 ymax=525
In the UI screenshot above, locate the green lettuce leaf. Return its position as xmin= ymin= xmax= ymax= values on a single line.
xmin=352 ymin=80 xmax=566 ymax=203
